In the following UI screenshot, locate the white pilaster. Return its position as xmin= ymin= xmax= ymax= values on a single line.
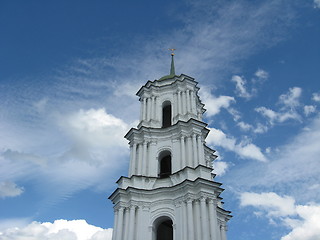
xmin=180 ymin=136 xmax=186 ymax=168
xmin=200 ymin=198 xmax=210 ymax=240
xmin=197 ymin=135 xmax=205 ymax=166
xmin=182 ymin=201 xmax=188 ymax=240
xmin=181 ymin=91 xmax=186 ymax=115
xmin=147 ymin=98 xmax=152 ymax=121
xmin=142 ymin=141 xmax=148 ymax=176
xmin=112 ymin=209 xmax=118 ymax=240
xmin=208 ymin=199 xmax=219 ymax=240
xmin=191 ymin=91 xmax=197 ymax=115
xmin=123 ymin=208 xmax=130 ymax=240
xmin=194 ymin=200 xmax=202 ymax=240
xmin=137 ymin=144 xmax=143 ymax=175
xmin=128 ymin=205 xmax=136 ymax=240
xmin=143 ymin=98 xmax=147 ymax=121
xmin=186 ymin=90 xmax=191 ymax=113
xmin=221 ymin=224 xmax=227 ymax=240
xmin=187 ymin=199 xmax=195 ymax=240
xmin=116 ymin=207 xmax=124 ymax=240
xmin=192 ymin=134 xmax=198 ymax=167
xmin=187 ymin=136 xmax=192 ymax=167
xmin=178 ymin=91 xmax=182 ymax=116
xmin=131 ymin=144 xmax=137 ymax=176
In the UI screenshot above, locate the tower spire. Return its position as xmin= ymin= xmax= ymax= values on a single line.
xmin=169 ymin=48 xmax=176 ymax=75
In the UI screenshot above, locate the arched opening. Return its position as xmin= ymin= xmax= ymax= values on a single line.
xmin=159 ymin=151 xmax=172 ymax=179
xmin=156 ymin=219 xmax=173 ymax=240
xmin=162 ymin=101 xmax=172 ymax=128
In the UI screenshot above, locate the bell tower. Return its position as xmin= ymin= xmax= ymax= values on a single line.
xmin=109 ymin=52 xmax=231 ymax=240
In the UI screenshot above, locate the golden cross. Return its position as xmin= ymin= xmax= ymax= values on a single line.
xmin=168 ymin=48 xmax=176 ymax=56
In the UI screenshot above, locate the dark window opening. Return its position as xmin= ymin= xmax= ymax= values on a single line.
xmin=162 ymin=103 xmax=172 ymax=128
xmin=159 ymin=155 xmax=171 ymax=178
xmin=156 ymin=219 xmax=173 ymax=240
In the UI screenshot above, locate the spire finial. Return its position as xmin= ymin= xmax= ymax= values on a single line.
xmin=168 ymin=48 xmax=176 ymax=75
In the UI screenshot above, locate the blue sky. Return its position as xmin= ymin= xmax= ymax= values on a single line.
xmin=0 ymin=0 xmax=320 ymax=239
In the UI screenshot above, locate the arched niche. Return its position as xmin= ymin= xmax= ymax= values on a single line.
xmin=153 ymin=216 xmax=173 ymax=240
xmin=158 ymin=150 xmax=172 ymax=178
xmin=162 ymin=101 xmax=172 ymax=128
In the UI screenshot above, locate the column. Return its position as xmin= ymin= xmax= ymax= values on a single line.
xmin=175 ymin=92 xmax=180 ymax=117
xmin=138 ymin=144 xmax=143 ymax=175
xmin=191 ymin=91 xmax=197 ymax=115
xmin=208 ymin=199 xmax=219 ymax=240
xmin=194 ymin=200 xmax=202 ymax=240
xmin=181 ymin=91 xmax=186 ymax=115
xmin=187 ymin=136 xmax=192 ymax=167
xmin=129 ymin=144 xmax=133 ymax=176
xmin=200 ymin=198 xmax=210 ymax=240
xmin=112 ymin=209 xmax=118 ymax=240
xmin=147 ymin=98 xmax=152 ymax=121
xmin=186 ymin=90 xmax=191 ymax=113
xmin=192 ymin=134 xmax=198 ymax=167
xmin=182 ymin=201 xmax=188 ymax=240
xmin=186 ymin=199 xmax=195 ymax=240
xmin=123 ymin=208 xmax=130 ymax=240
xmin=143 ymin=98 xmax=147 ymax=121
xmin=140 ymin=99 xmax=143 ymax=122
xmin=142 ymin=141 xmax=148 ymax=175
xmin=116 ymin=207 xmax=124 ymax=240
xmin=221 ymin=224 xmax=227 ymax=240
xmin=128 ymin=205 xmax=136 ymax=240
xmin=148 ymin=142 xmax=157 ymax=176
xmin=131 ymin=143 xmax=137 ymax=176
xmin=154 ymin=97 xmax=159 ymax=122
xmin=172 ymin=93 xmax=177 ymax=119
xmin=197 ymin=135 xmax=205 ymax=166
xmin=180 ymin=136 xmax=186 ymax=168
xmin=177 ymin=91 xmax=182 ymax=116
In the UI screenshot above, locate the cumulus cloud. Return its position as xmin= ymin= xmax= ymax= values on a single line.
xmin=240 ymin=192 xmax=296 ymax=217
xmin=240 ymin=192 xmax=320 ymax=240
xmin=279 ymin=87 xmax=302 ymax=109
xmin=0 ymin=181 xmax=24 ymax=198
xmin=212 ymin=161 xmax=229 ymax=176
xmin=207 ymin=127 xmax=266 ymax=161
xmin=304 ymin=105 xmax=316 ymax=116
xmin=200 ymin=89 xmax=235 ymax=117
xmin=254 ymin=69 xmax=269 ymax=80
xmin=0 ymin=219 xmax=113 ymax=240
xmin=255 ymin=87 xmax=303 ymax=124
xmin=228 ymin=114 xmax=320 ymax=202
xmin=231 ymin=75 xmax=252 ymax=99
xmin=314 ymin=0 xmax=320 ymax=8
xmin=312 ymin=92 xmax=320 ymax=102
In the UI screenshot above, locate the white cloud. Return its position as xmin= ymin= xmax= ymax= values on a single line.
xmin=0 ymin=219 xmax=113 ymax=240
xmin=0 ymin=181 xmax=24 ymax=198
xmin=231 ymin=75 xmax=252 ymax=99
xmin=228 ymin=114 xmax=320 ymax=202
xmin=254 ymin=69 xmax=269 ymax=80
xmin=61 ymin=108 xmax=129 ymax=152
xmin=200 ymin=89 xmax=235 ymax=117
xmin=207 ymin=127 xmax=266 ymax=161
xmin=279 ymin=87 xmax=302 ymax=109
xmin=240 ymin=192 xmax=296 ymax=217
xmin=212 ymin=161 xmax=229 ymax=176
xmin=304 ymin=105 xmax=316 ymax=116
xmin=312 ymin=92 xmax=320 ymax=102
xmin=282 ymin=204 xmax=320 ymax=240
xmin=237 ymin=121 xmax=253 ymax=131
xmin=255 ymin=87 xmax=304 ymax=125
xmin=314 ymin=0 xmax=320 ymax=8
xmin=240 ymin=192 xmax=320 ymax=240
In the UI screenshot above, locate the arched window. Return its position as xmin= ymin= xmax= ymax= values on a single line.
xmin=156 ymin=219 xmax=173 ymax=240
xmin=162 ymin=101 xmax=172 ymax=128
xmin=159 ymin=151 xmax=172 ymax=178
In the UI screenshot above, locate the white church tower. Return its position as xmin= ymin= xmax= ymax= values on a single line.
xmin=109 ymin=52 xmax=231 ymax=240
